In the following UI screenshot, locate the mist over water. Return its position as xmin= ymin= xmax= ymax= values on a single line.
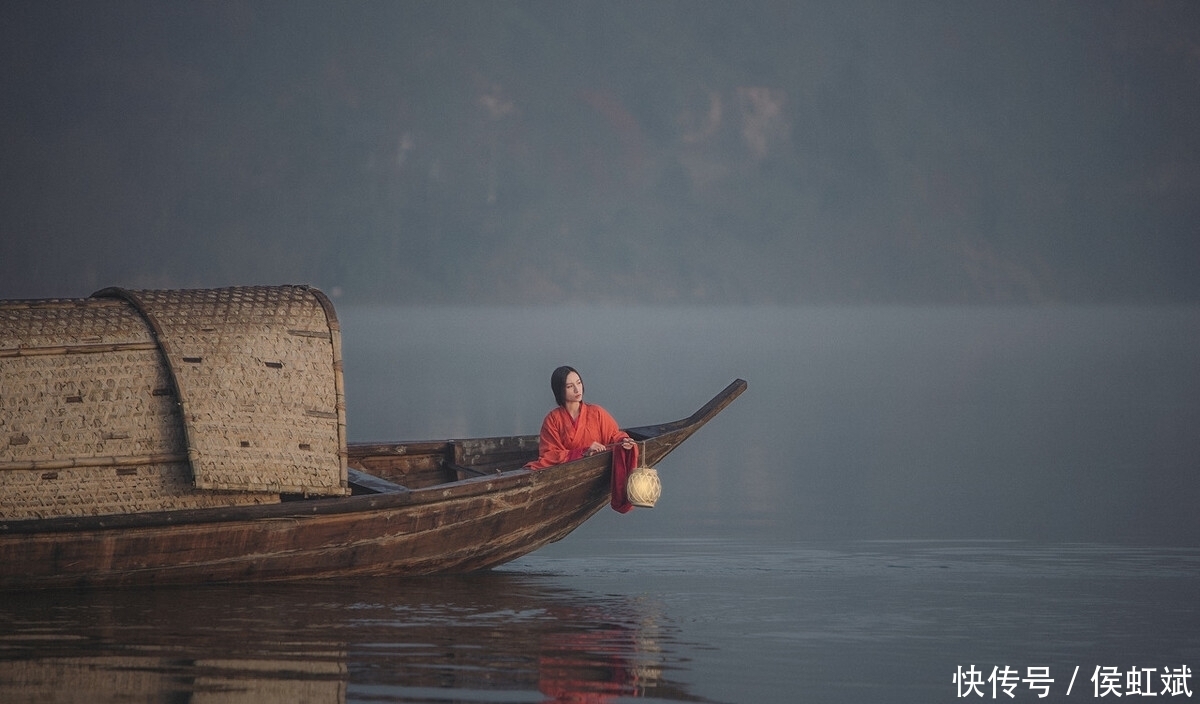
xmin=4 ymin=304 xmax=1199 ymax=703
xmin=340 ymin=304 xmax=1200 ymax=546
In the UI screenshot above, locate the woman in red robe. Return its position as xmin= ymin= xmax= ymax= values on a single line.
xmin=525 ymin=366 xmax=635 ymax=470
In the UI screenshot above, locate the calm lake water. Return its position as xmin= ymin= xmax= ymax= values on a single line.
xmin=3 ymin=306 xmax=1199 ymax=703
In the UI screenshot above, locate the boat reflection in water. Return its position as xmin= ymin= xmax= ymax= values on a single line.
xmin=0 ymin=570 xmax=704 ymax=703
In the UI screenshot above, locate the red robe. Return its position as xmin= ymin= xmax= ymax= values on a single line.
xmin=525 ymin=402 xmax=630 ymax=470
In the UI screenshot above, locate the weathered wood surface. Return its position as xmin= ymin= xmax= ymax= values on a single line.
xmin=0 ymin=379 xmax=746 ymax=589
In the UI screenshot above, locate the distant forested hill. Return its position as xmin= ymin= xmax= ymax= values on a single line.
xmin=2 ymin=1 xmax=1198 ymax=304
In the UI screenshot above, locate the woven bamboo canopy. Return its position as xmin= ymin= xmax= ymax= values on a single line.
xmin=0 ymin=286 xmax=348 ymax=520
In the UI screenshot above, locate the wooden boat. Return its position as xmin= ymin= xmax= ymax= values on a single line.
xmin=0 ymin=378 xmax=745 ymax=589
xmin=1 ymin=286 xmax=744 ymax=588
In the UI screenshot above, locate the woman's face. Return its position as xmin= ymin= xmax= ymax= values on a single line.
xmin=563 ymin=371 xmax=584 ymax=404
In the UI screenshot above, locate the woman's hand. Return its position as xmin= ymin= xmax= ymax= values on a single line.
xmin=584 ymin=439 xmax=634 ymax=456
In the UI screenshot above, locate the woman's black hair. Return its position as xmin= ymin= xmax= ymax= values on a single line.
xmin=551 ymin=365 xmax=580 ymax=407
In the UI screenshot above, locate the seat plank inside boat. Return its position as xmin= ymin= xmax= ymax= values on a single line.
xmin=347 ymin=467 xmax=409 ymax=494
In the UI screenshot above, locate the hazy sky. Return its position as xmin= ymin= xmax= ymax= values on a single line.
xmin=2 ymin=1 xmax=1198 ymax=304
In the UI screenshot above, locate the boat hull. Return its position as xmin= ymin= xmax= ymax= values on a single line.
xmin=0 ymin=462 xmax=607 ymax=589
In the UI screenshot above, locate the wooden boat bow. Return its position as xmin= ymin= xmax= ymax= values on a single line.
xmin=625 ymin=378 xmax=748 ymax=466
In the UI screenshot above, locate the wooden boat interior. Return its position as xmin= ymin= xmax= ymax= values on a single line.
xmin=344 ymin=435 xmax=539 ymax=494
xmin=341 ymin=378 xmax=748 ymax=496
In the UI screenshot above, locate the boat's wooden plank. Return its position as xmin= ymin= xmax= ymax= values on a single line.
xmin=350 ymin=456 xmax=453 ymax=488
xmin=347 ymin=441 xmax=449 ymax=458
xmin=347 ymin=468 xmax=408 ymax=494
xmin=454 ymin=436 xmax=538 ymax=466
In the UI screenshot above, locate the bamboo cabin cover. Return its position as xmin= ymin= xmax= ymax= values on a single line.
xmin=0 ymin=286 xmax=349 ymax=521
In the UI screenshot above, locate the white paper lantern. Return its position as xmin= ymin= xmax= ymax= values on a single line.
xmin=626 ymin=466 xmax=662 ymax=508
